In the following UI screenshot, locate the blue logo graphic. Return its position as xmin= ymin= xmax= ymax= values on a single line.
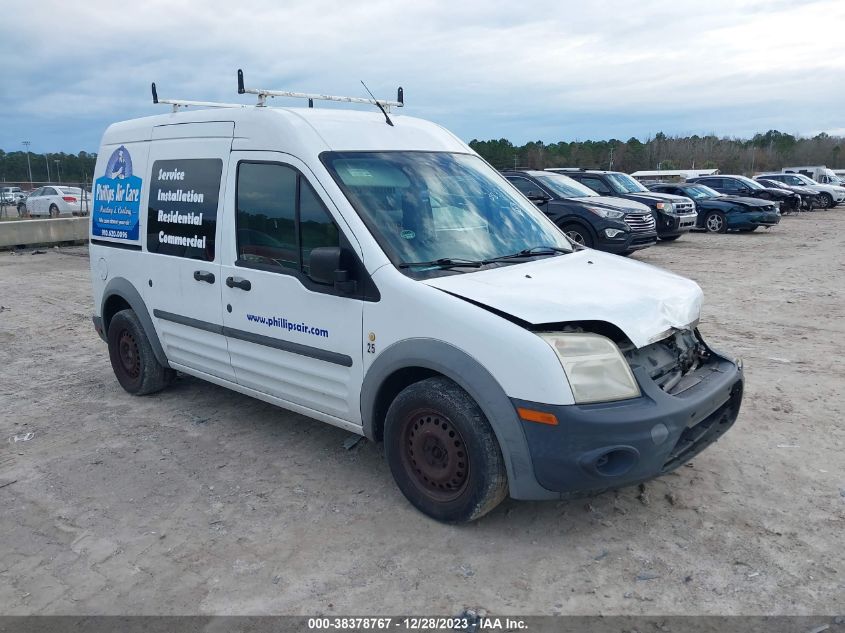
xmin=92 ymin=146 xmax=142 ymax=241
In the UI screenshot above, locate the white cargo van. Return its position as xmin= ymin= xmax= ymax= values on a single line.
xmin=89 ymin=75 xmax=743 ymax=522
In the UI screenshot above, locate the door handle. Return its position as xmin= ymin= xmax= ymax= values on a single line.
xmin=193 ymin=270 xmax=215 ymax=284
xmin=226 ymin=276 xmax=252 ymax=291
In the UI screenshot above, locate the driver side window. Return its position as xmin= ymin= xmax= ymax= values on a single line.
xmin=236 ymin=162 xmax=339 ymax=273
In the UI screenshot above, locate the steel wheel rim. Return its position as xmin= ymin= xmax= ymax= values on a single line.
xmin=566 ymin=229 xmax=586 ymax=245
xmin=118 ymin=330 xmax=141 ymax=379
xmin=706 ymin=214 xmax=723 ymax=232
xmin=401 ymin=409 xmax=469 ymax=502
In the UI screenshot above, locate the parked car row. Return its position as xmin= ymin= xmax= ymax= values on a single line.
xmin=500 ymin=165 xmax=844 ymax=256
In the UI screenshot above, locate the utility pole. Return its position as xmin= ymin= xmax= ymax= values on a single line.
xmin=608 ymin=147 xmax=614 ymax=170
xmin=22 ymin=141 xmax=33 ymax=185
xmin=45 ymin=154 xmax=51 ymax=182
xmin=54 ymin=160 xmax=61 ymax=184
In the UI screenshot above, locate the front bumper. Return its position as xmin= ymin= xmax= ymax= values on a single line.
xmin=512 ymin=346 xmax=743 ymax=497
xmin=654 ymin=211 xmax=697 ymax=237
xmin=728 ymin=210 xmax=780 ymax=229
xmin=598 ymin=231 xmax=657 ymax=254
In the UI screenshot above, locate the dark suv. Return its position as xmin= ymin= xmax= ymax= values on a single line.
xmin=687 ymin=175 xmax=801 ymax=213
xmin=503 ymin=170 xmax=657 ymax=254
xmin=547 ymin=169 xmax=698 ymax=241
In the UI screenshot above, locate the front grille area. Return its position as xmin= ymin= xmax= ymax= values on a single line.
xmin=624 ymin=212 xmax=656 ymax=233
xmin=672 ymin=199 xmax=696 ymax=215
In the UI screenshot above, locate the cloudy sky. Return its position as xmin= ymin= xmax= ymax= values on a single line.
xmin=3 ymin=0 xmax=844 ymax=153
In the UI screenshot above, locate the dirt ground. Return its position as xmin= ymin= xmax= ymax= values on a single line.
xmin=0 ymin=210 xmax=843 ymax=616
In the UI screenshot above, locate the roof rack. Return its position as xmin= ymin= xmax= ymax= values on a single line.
xmin=237 ymin=69 xmax=403 ymax=110
xmin=151 ymin=83 xmax=249 ymax=112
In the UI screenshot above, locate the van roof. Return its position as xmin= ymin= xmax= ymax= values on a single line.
xmin=101 ymin=106 xmax=468 ymax=155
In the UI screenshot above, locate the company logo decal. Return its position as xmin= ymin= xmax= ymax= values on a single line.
xmin=92 ymin=146 xmax=142 ymax=241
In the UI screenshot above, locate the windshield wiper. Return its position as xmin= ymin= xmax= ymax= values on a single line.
xmin=482 ymin=246 xmax=571 ymax=263
xmin=398 ymin=258 xmax=483 ymax=269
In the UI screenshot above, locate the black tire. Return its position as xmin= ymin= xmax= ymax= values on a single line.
xmin=703 ymin=210 xmax=728 ymax=233
xmin=737 ymin=227 xmax=759 ymax=232
xmin=107 ymin=309 xmax=175 ymax=395
xmin=384 ymin=376 xmax=508 ymax=523
xmin=818 ymin=193 xmax=833 ymax=209
xmin=659 ymin=234 xmax=682 ymax=241
xmin=49 ymin=204 xmax=59 ymax=218
xmin=560 ymin=223 xmax=594 ymax=248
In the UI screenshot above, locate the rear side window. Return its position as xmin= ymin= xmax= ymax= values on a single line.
xmin=236 ymin=162 xmax=339 ymax=273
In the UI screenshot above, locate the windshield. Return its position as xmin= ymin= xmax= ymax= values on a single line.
xmin=736 ymin=176 xmax=765 ymax=190
xmin=321 ymin=152 xmax=573 ymax=270
xmin=791 ymin=174 xmax=817 ymax=185
xmin=684 ymin=185 xmax=721 ymax=199
xmin=607 ymin=173 xmax=648 ymax=193
xmin=760 ymin=180 xmax=787 ymax=190
xmin=535 ymin=173 xmax=598 ymax=198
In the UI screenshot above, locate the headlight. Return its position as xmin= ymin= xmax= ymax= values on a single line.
xmin=539 ymin=332 xmax=641 ymax=404
xmin=604 ymin=228 xmax=625 ymax=238
xmin=655 ymin=201 xmax=674 ymax=213
xmin=585 ymin=206 xmax=624 ymax=220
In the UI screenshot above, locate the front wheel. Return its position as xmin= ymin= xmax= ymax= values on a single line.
xmin=49 ymin=204 xmax=59 ymax=218
xmin=704 ymin=211 xmax=728 ymax=233
xmin=107 ymin=309 xmax=175 ymax=395
xmin=384 ymin=377 xmax=508 ymax=523
xmin=818 ymin=193 xmax=833 ymax=209
xmin=560 ymin=223 xmax=594 ymax=248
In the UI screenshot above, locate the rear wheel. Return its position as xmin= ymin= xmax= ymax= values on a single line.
xmin=49 ymin=204 xmax=59 ymax=218
xmin=560 ymin=223 xmax=594 ymax=248
xmin=384 ymin=377 xmax=508 ymax=523
xmin=107 ymin=309 xmax=175 ymax=395
xmin=704 ymin=211 xmax=727 ymax=233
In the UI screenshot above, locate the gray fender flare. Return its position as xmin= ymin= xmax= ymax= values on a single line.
xmin=102 ymin=277 xmax=169 ymax=367
xmin=361 ymin=338 xmax=551 ymax=500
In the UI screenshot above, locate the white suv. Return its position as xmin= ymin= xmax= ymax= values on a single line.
xmin=89 ymin=80 xmax=744 ymax=522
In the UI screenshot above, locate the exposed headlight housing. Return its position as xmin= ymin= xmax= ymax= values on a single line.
xmin=585 ymin=206 xmax=625 ymax=220
xmin=539 ymin=332 xmax=641 ymax=404
xmin=655 ymin=201 xmax=674 ymax=213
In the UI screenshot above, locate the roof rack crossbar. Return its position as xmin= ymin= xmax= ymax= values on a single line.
xmin=151 ymin=83 xmax=248 ymax=112
xmin=237 ymin=69 xmax=403 ymax=110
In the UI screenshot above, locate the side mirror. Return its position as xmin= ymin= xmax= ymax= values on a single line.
xmin=309 ymin=246 xmax=356 ymax=293
xmin=527 ymin=191 xmax=550 ymax=203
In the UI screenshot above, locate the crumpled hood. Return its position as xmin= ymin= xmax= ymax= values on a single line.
xmin=718 ymin=195 xmax=778 ymax=208
xmin=423 ymin=250 xmax=702 ymax=348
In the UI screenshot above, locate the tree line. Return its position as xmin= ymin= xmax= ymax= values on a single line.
xmin=469 ymin=130 xmax=844 ymax=175
xmin=0 ymin=150 xmax=98 ymax=185
xmin=2 ymin=129 xmax=842 ymax=184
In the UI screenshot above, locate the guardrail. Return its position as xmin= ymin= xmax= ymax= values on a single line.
xmin=0 ymin=217 xmax=89 ymax=249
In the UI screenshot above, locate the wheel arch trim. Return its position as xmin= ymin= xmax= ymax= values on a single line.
xmin=101 ymin=277 xmax=169 ymax=367
xmin=361 ymin=338 xmax=550 ymax=499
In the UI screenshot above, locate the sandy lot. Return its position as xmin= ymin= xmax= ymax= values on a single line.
xmin=0 ymin=211 xmax=843 ymax=616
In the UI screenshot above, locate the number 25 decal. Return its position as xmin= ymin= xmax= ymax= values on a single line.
xmin=367 ymin=342 xmax=376 ymax=354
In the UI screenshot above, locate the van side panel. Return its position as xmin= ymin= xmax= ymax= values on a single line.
xmin=90 ymin=138 xmax=152 ymax=339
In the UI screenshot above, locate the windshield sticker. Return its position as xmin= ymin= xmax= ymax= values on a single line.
xmin=92 ymin=146 xmax=142 ymax=241
xmin=400 ymin=229 xmax=416 ymax=240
